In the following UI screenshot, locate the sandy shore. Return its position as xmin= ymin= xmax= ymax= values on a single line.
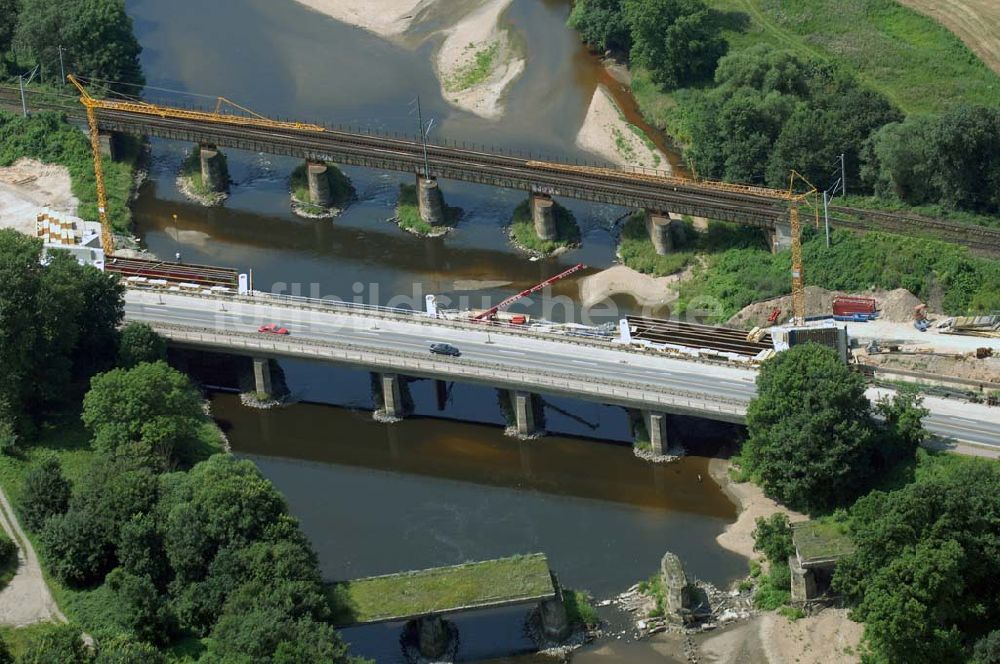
xmin=708 ymin=458 xmax=804 ymax=561
xmin=0 ymin=159 xmax=78 ymax=236
xmin=578 ymin=264 xmax=685 ymax=311
xmin=576 ymin=85 xmax=670 ymax=171
xmin=436 ymin=0 xmax=524 ymax=119
xmin=291 ymin=0 xmax=429 ymax=38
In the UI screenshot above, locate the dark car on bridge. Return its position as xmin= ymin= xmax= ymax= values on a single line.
xmin=429 ymin=343 xmax=460 ymax=357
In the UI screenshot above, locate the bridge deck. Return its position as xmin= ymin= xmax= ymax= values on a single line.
xmin=327 ymin=553 xmax=555 ymax=626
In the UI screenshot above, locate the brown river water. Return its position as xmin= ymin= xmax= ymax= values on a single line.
xmin=126 ymin=0 xmax=744 ymax=659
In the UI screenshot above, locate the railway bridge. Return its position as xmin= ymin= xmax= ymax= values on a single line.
xmin=5 ymin=84 xmax=999 ymax=256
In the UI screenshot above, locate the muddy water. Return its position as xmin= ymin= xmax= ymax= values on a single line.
xmin=129 ymin=0 xmax=744 ymax=660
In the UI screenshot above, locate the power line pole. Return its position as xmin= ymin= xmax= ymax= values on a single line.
xmin=823 ymin=190 xmax=831 ymax=248
xmin=414 ymin=96 xmax=431 ymax=178
xmin=58 ymin=45 xmax=66 ymax=84
xmin=839 ymin=153 xmax=847 ymax=198
xmin=18 ymin=74 xmax=27 ymax=117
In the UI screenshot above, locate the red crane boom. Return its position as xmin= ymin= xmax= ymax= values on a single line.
xmin=472 ymin=263 xmax=587 ymax=321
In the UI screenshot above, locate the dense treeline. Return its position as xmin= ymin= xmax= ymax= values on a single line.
xmin=833 ymin=458 xmax=1000 ymax=664
xmin=0 ymin=231 xmax=359 ymax=662
xmin=677 ymin=45 xmax=901 ymax=189
xmin=570 ymin=0 xmax=726 ymax=90
xmin=1 ymin=0 xmax=143 ymax=90
xmin=743 ymin=345 xmax=1000 ymax=663
xmin=569 ymin=1 xmax=1000 ymax=219
xmin=0 ymin=230 xmax=123 ymax=442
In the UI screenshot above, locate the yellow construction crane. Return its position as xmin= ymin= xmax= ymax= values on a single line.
xmin=66 ymin=74 xmax=327 ymax=256
xmin=786 ymin=172 xmax=820 ymax=325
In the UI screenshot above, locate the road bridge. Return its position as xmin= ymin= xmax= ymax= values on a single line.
xmin=122 ymin=288 xmax=1000 ymax=451
xmin=4 ymin=85 xmax=999 ymax=256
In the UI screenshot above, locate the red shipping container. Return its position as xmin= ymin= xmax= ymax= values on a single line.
xmin=832 ymin=296 xmax=877 ymax=316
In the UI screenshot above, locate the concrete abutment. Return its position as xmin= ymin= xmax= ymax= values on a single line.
xmin=539 ymin=574 xmax=570 ymax=640
xmin=789 ymin=556 xmax=818 ymax=602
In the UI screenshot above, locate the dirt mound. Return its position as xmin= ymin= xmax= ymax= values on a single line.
xmin=728 ymin=287 xmax=925 ymax=329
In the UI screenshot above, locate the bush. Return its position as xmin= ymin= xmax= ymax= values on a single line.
xmin=21 ymin=456 xmax=71 ymax=532
xmin=563 ymin=589 xmax=600 ymax=629
xmin=14 ymin=624 xmax=89 ymax=664
xmin=752 ymin=513 xmax=794 ymax=565
xmin=116 ymin=324 xmax=167 ymax=369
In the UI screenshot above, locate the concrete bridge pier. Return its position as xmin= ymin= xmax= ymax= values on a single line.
xmin=789 ymin=556 xmax=817 ymax=602
xmin=531 ymin=193 xmax=558 ymax=241
xmin=416 ymin=174 xmax=446 ymax=226
xmin=416 ymin=615 xmax=451 ymax=659
xmin=380 ymin=373 xmax=405 ymax=420
xmin=643 ymin=411 xmax=668 ymax=456
xmin=306 ymin=160 xmax=334 ymax=207
xmin=645 ymin=212 xmax=675 ymax=255
xmin=769 ymin=220 xmax=793 ymax=254
xmin=199 ymin=143 xmax=228 ymax=192
xmin=252 ymin=357 xmax=272 ymax=399
xmin=513 ymin=390 xmax=539 ymax=437
xmin=539 ymin=575 xmax=570 ymax=640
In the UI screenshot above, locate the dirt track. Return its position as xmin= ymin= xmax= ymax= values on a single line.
xmin=898 ymin=0 xmax=1000 ymax=74
xmin=0 ymin=488 xmax=66 ymax=626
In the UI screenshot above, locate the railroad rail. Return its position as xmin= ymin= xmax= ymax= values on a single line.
xmin=105 ymin=256 xmax=238 ymax=287
xmin=627 ymin=316 xmax=773 ymax=357
xmin=3 ymin=85 xmax=998 ymax=254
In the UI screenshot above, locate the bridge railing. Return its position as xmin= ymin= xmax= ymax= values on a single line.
xmin=150 ymin=323 xmax=749 ymax=419
xmin=127 ymin=287 xmax=757 ymax=370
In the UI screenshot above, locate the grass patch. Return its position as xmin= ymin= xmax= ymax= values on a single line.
xmin=777 ymin=605 xmax=806 ymax=621
xmin=395 ymin=183 xmax=460 ymax=236
xmin=0 ymin=110 xmax=136 ymax=233
xmin=289 ymin=163 xmax=354 ymax=213
xmin=563 ymin=589 xmax=600 ymax=629
xmin=0 ymin=529 xmax=17 ymax=593
xmin=753 ymin=561 xmax=791 ymax=610
xmin=704 ymin=0 xmax=1000 ymax=116
xmin=327 ymin=554 xmax=554 ymax=625
xmin=638 ymin=573 xmax=666 ymax=618
xmin=509 ymin=199 xmax=580 ymax=255
xmin=446 ymin=42 xmax=502 ymax=92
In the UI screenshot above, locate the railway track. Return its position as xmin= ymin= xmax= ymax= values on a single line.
xmin=3 ymin=85 xmax=998 ymax=254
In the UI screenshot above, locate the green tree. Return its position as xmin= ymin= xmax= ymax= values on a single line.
xmin=39 ymin=507 xmax=109 ymax=586
xmin=752 ymin=513 xmax=794 ymax=564
xmin=973 ymin=631 xmax=1000 ymax=664
xmin=21 ymin=455 xmax=71 ymax=531
xmin=568 ymin=0 xmax=631 ymax=53
xmin=0 ymin=231 xmax=43 ymax=438
xmin=0 ymin=0 xmax=18 ymax=56
xmin=834 ymin=462 xmax=1000 ymax=663
xmin=117 ymin=323 xmax=167 ymax=369
xmin=83 ymin=361 xmax=203 ymax=467
xmin=624 ymin=0 xmax=726 ymax=90
xmin=116 ymin=513 xmax=169 ymax=588
xmin=743 ymin=344 xmax=880 ymax=512
xmin=106 ymin=569 xmax=174 ymax=645
xmin=14 ymin=0 xmax=143 ymax=90
xmin=0 ymin=636 xmax=11 ymax=664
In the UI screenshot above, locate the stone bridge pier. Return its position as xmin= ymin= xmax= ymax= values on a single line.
xmin=306 ymin=160 xmax=334 ymax=208
xmin=199 ymin=143 xmax=228 ymax=192
xmin=645 ymin=211 xmax=685 ymax=255
xmin=416 ymin=174 xmax=446 ymax=226
xmin=98 ymin=132 xmax=117 ymax=160
xmin=531 ymin=193 xmax=558 ymax=241
xmin=769 ymin=220 xmax=793 ymax=253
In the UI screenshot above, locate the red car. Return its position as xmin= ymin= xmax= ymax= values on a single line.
xmin=258 ymin=323 xmax=289 ymax=335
